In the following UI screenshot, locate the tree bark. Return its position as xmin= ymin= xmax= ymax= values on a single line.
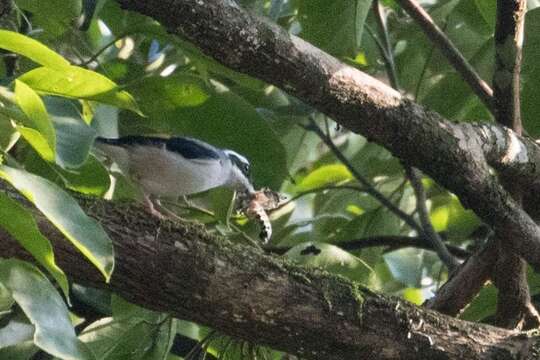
xmin=0 ymin=192 xmax=539 ymax=359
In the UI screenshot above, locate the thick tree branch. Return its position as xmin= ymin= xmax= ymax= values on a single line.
xmin=114 ymin=0 xmax=540 ymax=270
xmin=427 ymin=239 xmax=497 ymax=316
xmin=0 ymin=193 xmax=539 ymax=359
xmin=394 ymin=0 xmax=494 ymax=113
xmin=490 ymin=0 xmax=538 ymax=330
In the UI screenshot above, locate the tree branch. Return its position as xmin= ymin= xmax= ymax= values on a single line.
xmin=0 ymin=191 xmax=538 ymax=359
xmin=490 ymin=0 xmax=539 ymax=330
xmin=394 ymin=0 xmax=494 ymax=113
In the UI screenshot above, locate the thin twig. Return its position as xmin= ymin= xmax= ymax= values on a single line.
xmin=265 ymin=234 xmax=470 ymax=259
xmin=81 ymin=33 xmax=129 ymax=66
xmin=395 ymin=0 xmax=494 ymax=114
xmin=372 ymin=0 xmax=399 ymax=89
xmin=304 ymin=118 xmax=422 ymax=233
xmin=406 ymin=167 xmax=459 ymax=270
xmin=275 ymin=184 xmax=367 ymax=210
xmin=371 ymin=3 xmax=458 ymax=270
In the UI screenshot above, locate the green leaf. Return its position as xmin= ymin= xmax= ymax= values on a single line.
xmin=429 ymin=195 xmax=479 ymax=238
xmin=297 ymin=164 xmax=353 ymax=191
xmin=285 ymin=242 xmax=373 ymax=282
xmin=402 ymin=287 xmax=423 ymax=305
xmin=297 ymin=0 xmax=371 ymax=57
xmin=0 ymin=193 xmax=69 ymax=299
xmin=0 ymin=166 xmax=114 ymax=281
xmin=15 ymin=125 xmax=55 ymax=162
xmin=384 ymin=248 xmax=439 ymax=287
xmin=14 ymin=80 xmax=56 ymax=157
xmin=14 ymin=0 xmax=82 ymax=37
xmin=80 ymin=297 xmax=173 ymax=360
xmin=474 ymin=0 xmax=495 ymax=27
xmin=18 ymin=66 xmax=142 ymax=115
xmin=0 ymin=313 xmax=34 ymax=348
xmin=0 ymin=259 xmax=94 ymax=360
xmin=0 ymin=114 xmax=20 ymax=152
xmin=48 ymin=98 xmax=97 ymax=169
xmin=0 ymin=341 xmax=39 ymax=360
xmin=460 ymin=284 xmax=497 ymax=321
xmin=0 ymin=30 xmax=70 ymax=70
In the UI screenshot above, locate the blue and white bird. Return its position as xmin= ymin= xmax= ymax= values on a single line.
xmin=95 ymin=135 xmax=255 ymax=219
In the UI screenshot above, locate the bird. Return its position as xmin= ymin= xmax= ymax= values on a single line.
xmin=94 ymin=135 xmax=255 ymax=220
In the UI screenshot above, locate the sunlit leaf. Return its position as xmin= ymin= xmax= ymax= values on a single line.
xmin=429 ymin=195 xmax=479 ymax=238
xmin=0 ymin=193 xmax=69 ymax=298
xmin=15 ymin=125 xmax=55 ymax=162
xmin=0 ymin=166 xmax=114 ymax=281
xmin=402 ymin=287 xmax=423 ymax=305
xmin=0 ymin=30 xmax=70 ymax=69
xmin=14 ymin=80 xmax=56 ymax=159
xmin=0 ymin=114 xmax=20 ymax=152
xmin=0 ymin=259 xmax=94 ymax=359
xmin=18 ymin=66 xmax=142 ymax=115
xmin=298 ymin=164 xmax=353 ymax=191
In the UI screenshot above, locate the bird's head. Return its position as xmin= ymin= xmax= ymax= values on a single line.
xmin=224 ymin=149 xmax=255 ymax=194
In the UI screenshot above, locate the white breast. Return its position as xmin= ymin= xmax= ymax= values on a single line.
xmin=127 ymin=145 xmax=231 ymax=196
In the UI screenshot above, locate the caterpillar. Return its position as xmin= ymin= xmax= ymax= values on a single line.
xmin=238 ymin=188 xmax=284 ymax=243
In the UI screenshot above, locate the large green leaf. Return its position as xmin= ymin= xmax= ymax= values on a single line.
xmin=0 ymin=193 xmax=69 ymax=298
xmin=0 ymin=30 xmax=70 ymax=70
xmin=14 ymin=80 xmax=56 ymax=160
xmin=18 ymin=66 xmax=142 ymax=115
xmin=297 ymin=0 xmax=372 ymax=57
xmin=0 ymin=259 xmax=94 ymax=360
xmin=45 ymin=97 xmax=98 ymax=169
xmin=14 ymin=126 xmax=55 ymax=162
xmin=0 ymin=166 xmax=114 ymax=281
xmin=80 ymin=296 xmax=175 ymax=360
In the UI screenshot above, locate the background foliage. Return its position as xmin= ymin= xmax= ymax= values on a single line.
xmin=0 ymin=0 xmax=539 ymax=358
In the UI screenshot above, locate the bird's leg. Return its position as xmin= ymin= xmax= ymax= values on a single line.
xmin=225 ymin=191 xmax=237 ymax=231
xmin=142 ymin=194 xmax=167 ymax=219
xmin=153 ymin=197 xmax=196 ymax=223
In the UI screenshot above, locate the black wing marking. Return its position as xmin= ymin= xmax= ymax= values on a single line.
xmin=96 ymin=136 xmax=221 ymax=160
xmin=166 ymin=137 xmax=220 ymax=160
